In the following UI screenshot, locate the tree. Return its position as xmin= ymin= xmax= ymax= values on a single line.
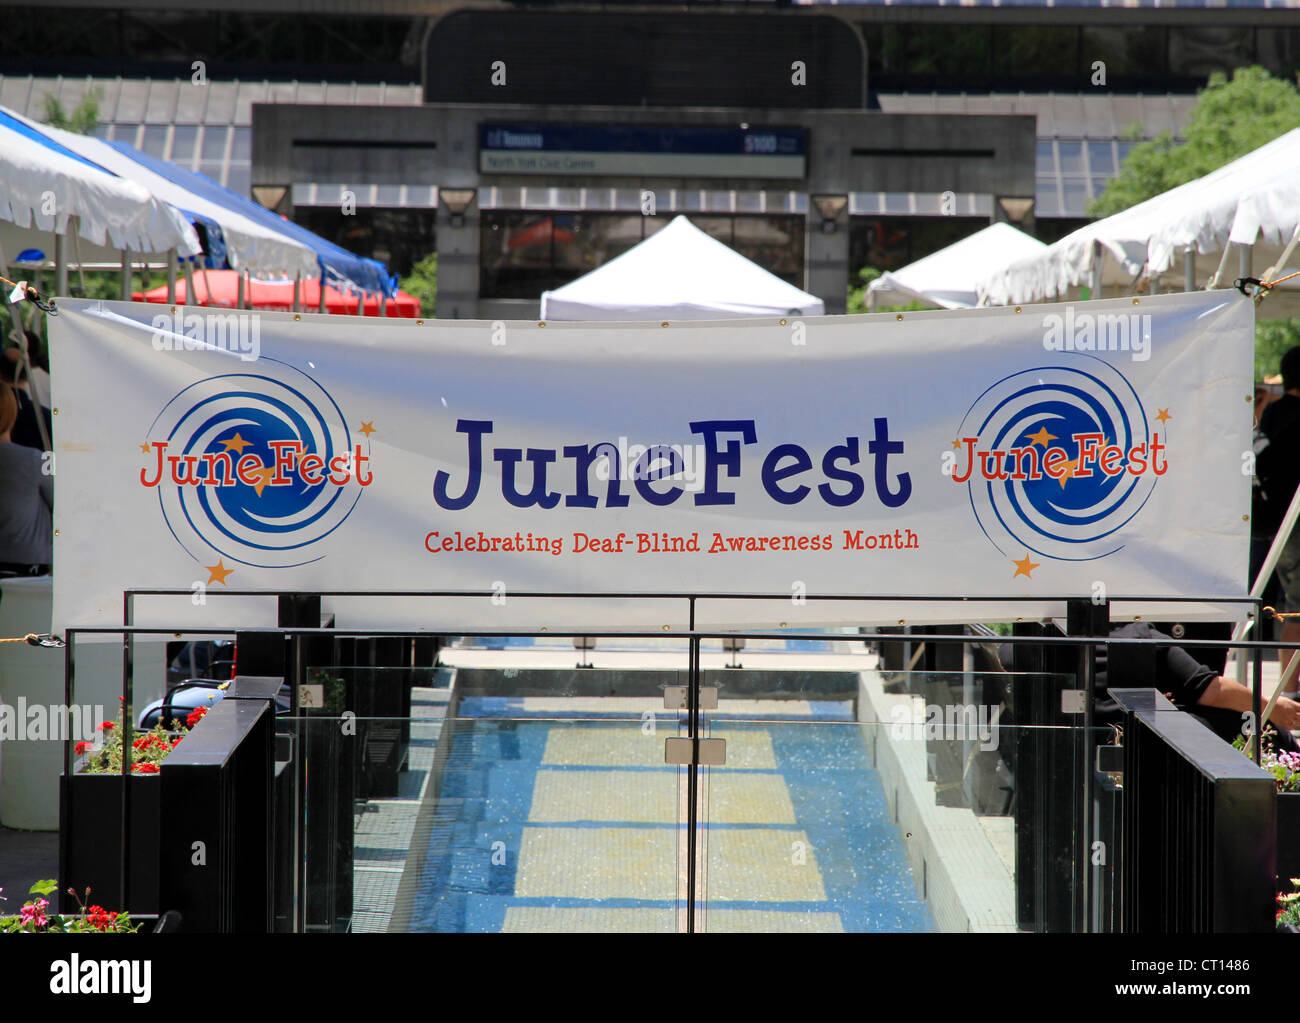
xmin=403 ymin=252 xmax=436 ymax=317
xmin=41 ymin=90 xmax=102 ymax=135
xmin=1090 ymin=67 xmax=1300 ymax=218
xmin=1089 ymin=66 xmax=1300 ymax=377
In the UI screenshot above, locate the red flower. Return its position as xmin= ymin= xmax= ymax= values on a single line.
xmin=74 ymin=741 xmax=91 ymax=755
xmin=132 ymin=763 xmax=159 ymax=774
xmin=99 ymin=721 xmax=115 ymax=731
xmin=186 ymin=707 xmax=208 ymax=729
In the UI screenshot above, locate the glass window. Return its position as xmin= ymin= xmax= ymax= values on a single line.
xmin=1117 ymin=141 xmax=1139 ymax=164
xmin=1086 ymin=142 xmax=1115 ymax=175
xmin=225 ymin=166 xmax=250 ymax=199
xmin=1169 ymin=26 xmax=1253 ymax=78
xmin=480 ymin=211 xmax=565 ymax=300
xmin=993 ymin=27 xmax=1079 ymax=80
xmin=849 ymin=218 xmax=909 ymax=274
xmin=732 ymin=216 xmax=804 ymax=285
xmin=141 ymin=125 xmax=168 ymax=159
xmin=1061 ymin=180 xmax=1089 ymax=217
xmin=111 ymin=123 xmax=140 ymax=147
xmin=202 ymin=126 xmax=229 ymax=162
xmin=198 ymin=162 xmax=226 ymax=187
xmin=1036 ymin=141 xmax=1056 ymax=175
xmin=170 ymin=125 xmax=199 ymax=168
xmin=1035 ymin=183 xmax=1062 ymax=220
xmin=692 ymin=217 xmax=733 ymax=247
xmin=230 ymin=127 xmax=251 ymax=163
xmin=1091 ymin=177 xmax=1113 ymax=201
xmin=1057 ymin=142 xmax=1084 ymax=175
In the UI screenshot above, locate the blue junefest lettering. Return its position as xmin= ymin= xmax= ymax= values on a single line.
xmin=432 ymin=418 xmax=911 ymax=511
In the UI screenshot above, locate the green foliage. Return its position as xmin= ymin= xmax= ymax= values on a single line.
xmin=846 ymin=266 xmax=929 ymax=315
xmin=403 ymin=252 xmax=436 ymax=317
xmin=41 ymin=90 xmax=102 ymax=135
xmin=0 ymin=880 xmax=141 ymax=933
xmin=1257 ymin=318 xmax=1300 ymax=382
xmin=1090 ymin=66 xmax=1300 ymax=218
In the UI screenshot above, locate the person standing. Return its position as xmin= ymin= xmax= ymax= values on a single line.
xmin=0 ymin=382 xmax=52 ymax=575
xmin=1257 ymin=346 xmax=1300 ymax=691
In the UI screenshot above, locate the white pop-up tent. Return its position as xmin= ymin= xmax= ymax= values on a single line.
xmin=23 ymin=113 xmax=317 ymax=279
xmin=867 ymin=222 xmax=1047 ymax=310
xmin=540 ymin=215 xmax=824 ymax=320
xmin=979 ymin=129 xmax=1300 ymax=313
xmin=0 ymin=108 xmax=201 ymax=275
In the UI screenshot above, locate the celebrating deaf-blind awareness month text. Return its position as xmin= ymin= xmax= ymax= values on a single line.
xmin=425 ymin=417 xmax=918 ymax=557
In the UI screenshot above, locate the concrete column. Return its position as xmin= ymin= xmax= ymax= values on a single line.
xmin=804 ymin=207 xmax=849 ymax=316
xmin=436 ymin=205 xmax=480 ymax=320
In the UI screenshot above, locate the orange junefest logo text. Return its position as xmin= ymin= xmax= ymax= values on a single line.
xmin=948 ymin=431 xmax=1168 ymax=484
xmin=139 ymin=440 xmax=374 ymax=489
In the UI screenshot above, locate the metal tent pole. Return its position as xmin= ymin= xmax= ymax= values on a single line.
xmin=119 ymin=250 xmax=130 ymax=301
xmin=54 ymin=232 xmax=67 ymax=298
xmin=166 ymin=249 xmax=177 ymax=304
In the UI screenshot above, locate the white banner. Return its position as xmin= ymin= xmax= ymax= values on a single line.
xmin=48 ymin=292 xmax=1252 ymax=633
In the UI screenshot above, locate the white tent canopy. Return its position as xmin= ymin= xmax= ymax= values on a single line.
xmin=867 ymin=222 xmax=1047 ymax=309
xmin=21 ymin=114 xmax=317 ymax=278
xmin=979 ymin=129 xmax=1300 ymax=311
xmin=0 ymin=111 xmax=201 ymax=268
xmin=540 ymin=215 xmax=825 ymax=320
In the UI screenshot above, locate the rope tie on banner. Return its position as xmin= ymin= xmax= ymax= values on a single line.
xmin=1264 ymin=606 xmax=1300 ymax=622
xmin=0 ymin=273 xmax=58 ymax=314
xmin=1236 ymin=270 xmax=1300 ymax=299
xmin=0 ymin=633 xmax=65 ymax=647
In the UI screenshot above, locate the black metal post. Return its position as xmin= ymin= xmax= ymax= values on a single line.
xmin=1068 ymin=597 xmax=1108 ymax=934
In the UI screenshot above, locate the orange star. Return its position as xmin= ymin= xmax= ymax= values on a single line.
xmin=1056 ymin=457 xmax=1079 ymax=489
xmin=249 ymin=466 xmax=276 ymax=497
xmin=220 ymin=432 xmax=252 ymax=454
xmin=140 ymin=442 xmax=153 ymax=454
xmin=1012 ymin=554 xmax=1040 ymax=579
xmin=205 ymin=559 xmax=234 ymax=586
xmin=359 ymin=421 xmax=376 ymax=438
xmin=1155 ymin=408 xmax=1172 ymax=426
xmin=951 ymin=439 xmax=962 ymax=450
xmin=1024 ymin=426 xmax=1058 ymax=447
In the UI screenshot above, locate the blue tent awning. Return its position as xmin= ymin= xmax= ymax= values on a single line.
xmin=106 ymin=140 xmax=395 ymax=297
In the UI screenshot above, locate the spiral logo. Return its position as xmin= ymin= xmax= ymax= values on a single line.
xmin=140 ymin=361 xmax=371 ymax=571
xmin=952 ymin=355 xmax=1167 ymax=565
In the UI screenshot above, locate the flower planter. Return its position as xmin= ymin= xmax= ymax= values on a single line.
xmin=1278 ymin=791 xmax=1300 ymax=885
xmin=58 ymin=767 xmax=161 ymax=916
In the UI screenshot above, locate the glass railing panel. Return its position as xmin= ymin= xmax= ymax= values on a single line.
xmin=695 ymin=667 xmax=1092 ymax=932
xmin=296 ymin=663 xmax=687 ymax=933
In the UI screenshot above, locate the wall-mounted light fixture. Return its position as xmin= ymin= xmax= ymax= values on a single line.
xmin=440 ymin=188 xmax=477 ymax=228
xmin=812 ymin=194 xmax=848 ymax=235
xmin=997 ymin=196 xmax=1035 ymax=224
xmin=252 ymin=185 xmax=289 ymax=214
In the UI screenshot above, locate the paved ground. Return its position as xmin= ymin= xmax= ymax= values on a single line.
xmin=0 ymin=826 xmax=58 ymax=909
